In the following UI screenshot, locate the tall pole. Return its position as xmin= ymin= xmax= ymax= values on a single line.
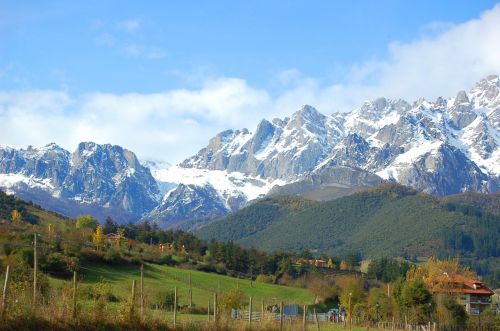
xmin=1 ymin=265 xmax=10 ymax=318
xmin=302 ymin=304 xmax=307 ymax=331
xmin=188 ymin=272 xmax=192 ymax=309
xmin=33 ymin=233 xmax=37 ymax=309
xmin=131 ymin=280 xmax=136 ymax=316
xmin=207 ymin=298 xmax=210 ymax=321
xmin=140 ymin=264 xmax=144 ymax=321
xmin=348 ymin=292 xmax=352 ymax=330
xmin=72 ymin=271 xmax=77 ymax=319
xmin=213 ymin=292 xmax=217 ymax=321
xmin=261 ymin=300 xmax=265 ymax=323
xmin=314 ymin=308 xmax=320 ymax=331
xmin=173 ymin=286 xmax=177 ymax=329
xmin=248 ymin=296 xmax=253 ymax=329
xmin=279 ymin=301 xmax=284 ymax=331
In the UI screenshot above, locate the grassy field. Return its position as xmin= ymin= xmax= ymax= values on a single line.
xmin=49 ymin=262 xmax=315 ymax=309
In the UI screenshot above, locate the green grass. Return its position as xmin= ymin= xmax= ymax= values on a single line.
xmin=49 ymin=262 xmax=315 ymax=309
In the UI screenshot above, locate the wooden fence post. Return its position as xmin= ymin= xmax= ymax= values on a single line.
xmin=249 ymin=296 xmax=252 ymax=329
xmin=140 ymin=264 xmax=144 ymax=321
xmin=188 ymin=271 xmax=192 ymax=309
xmin=72 ymin=271 xmax=77 ymax=319
xmin=213 ymin=292 xmax=217 ymax=321
xmin=33 ymin=233 xmax=37 ymax=310
xmin=1 ymin=265 xmax=10 ymax=318
xmin=173 ymin=286 xmax=177 ymax=329
xmin=261 ymin=299 xmax=264 ymax=323
xmin=131 ymin=280 xmax=136 ymax=316
xmin=207 ymin=298 xmax=210 ymax=321
xmin=302 ymin=304 xmax=307 ymax=331
xmin=279 ymin=301 xmax=283 ymax=331
xmin=314 ymin=308 xmax=320 ymax=331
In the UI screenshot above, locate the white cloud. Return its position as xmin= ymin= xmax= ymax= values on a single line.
xmin=1 ymin=4 xmax=500 ymax=163
xmin=0 ymin=79 xmax=271 ymax=162
xmin=340 ymin=3 xmax=500 ymax=105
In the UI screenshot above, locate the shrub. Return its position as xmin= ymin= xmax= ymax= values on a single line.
xmin=41 ymin=252 xmax=70 ymax=274
xmin=152 ymin=290 xmax=176 ymax=310
xmin=255 ymin=274 xmax=274 ymax=284
xmin=82 ymin=278 xmax=119 ymax=302
xmin=103 ymin=246 xmax=123 ymax=264
xmin=218 ymin=288 xmax=244 ymax=313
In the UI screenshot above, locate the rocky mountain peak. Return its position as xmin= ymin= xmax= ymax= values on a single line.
xmin=470 ymin=74 xmax=500 ymax=109
xmin=454 ymin=90 xmax=470 ymax=106
xmin=288 ymin=105 xmax=325 ymax=126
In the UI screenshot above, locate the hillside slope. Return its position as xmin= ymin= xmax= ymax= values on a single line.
xmin=197 ymin=184 xmax=500 ymax=260
xmin=443 ymin=191 xmax=500 ymax=216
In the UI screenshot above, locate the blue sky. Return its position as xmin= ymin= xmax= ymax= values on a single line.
xmin=1 ymin=1 xmax=500 ymax=162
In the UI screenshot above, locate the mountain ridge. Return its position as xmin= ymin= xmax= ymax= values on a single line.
xmin=0 ymin=75 xmax=499 ymax=227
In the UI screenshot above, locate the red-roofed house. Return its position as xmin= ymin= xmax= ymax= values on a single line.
xmin=432 ymin=274 xmax=494 ymax=315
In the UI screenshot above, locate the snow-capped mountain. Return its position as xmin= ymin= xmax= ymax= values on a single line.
xmin=0 ymin=142 xmax=160 ymax=222
xmin=0 ymin=75 xmax=498 ymax=228
xmin=151 ymin=75 xmax=499 ymax=227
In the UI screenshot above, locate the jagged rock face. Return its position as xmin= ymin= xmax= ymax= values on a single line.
xmin=0 ymin=143 xmax=71 ymax=189
xmin=183 ymin=105 xmax=344 ymax=179
xmin=448 ymin=90 xmax=477 ymax=129
xmin=393 ymin=144 xmax=493 ymax=195
xmin=269 ymin=165 xmax=384 ymax=200
xmin=146 ymin=184 xmax=228 ymax=228
xmin=180 ymin=75 xmax=500 ymax=198
xmin=0 ymin=142 xmax=160 ymax=222
xmin=2 ymin=75 xmax=500 ymax=228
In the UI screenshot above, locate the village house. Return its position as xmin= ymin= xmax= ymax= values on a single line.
xmin=433 ymin=274 xmax=494 ymax=315
xmin=295 ymin=258 xmax=329 ymax=268
xmin=158 ymin=242 xmax=187 ymax=253
xmin=159 ymin=242 xmax=173 ymax=252
xmin=105 ymin=232 xmax=125 ymax=245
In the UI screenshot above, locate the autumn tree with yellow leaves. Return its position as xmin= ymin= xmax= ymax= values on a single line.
xmin=10 ymin=209 xmax=21 ymax=222
xmin=406 ymin=257 xmax=476 ymax=292
xmin=92 ymin=225 xmax=105 ymax=251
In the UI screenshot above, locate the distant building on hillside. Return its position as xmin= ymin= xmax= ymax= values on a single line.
xmin=158 ymin=242 xmax=187 ymax=253
xmin=106 ymin=232 xmax=125 ymax=244
xmin=295 ymin=258 xmax=328 ymax=268
xmin=432 ymin=274 xmax=494 ymax=315
xmin=159 ymin=243 xmax=173 ymax=252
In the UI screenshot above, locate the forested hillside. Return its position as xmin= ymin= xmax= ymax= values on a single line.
xmin=443 ymin=192 xmax=500 ymax=216
xmin=197 ymin=184 xmax=499 ymax=277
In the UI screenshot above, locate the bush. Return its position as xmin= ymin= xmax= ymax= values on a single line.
xmin=41 ymin=252 xmax=70 ymax=274
xmin=152 ymin=290 xmax=176 ymax=310
xmin=103 ymin=247 xmax=123 ymax=264
xmin=82 ymin=279 xmax=119 ymax=302
xmin=443 ymin=296 xmax=467 ymax=326
xmin=255 ymin=274 xmax=274 ymax=284
xmin=218 ymin=288 xmax=244 ymax=313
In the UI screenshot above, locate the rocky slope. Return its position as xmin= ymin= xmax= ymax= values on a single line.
xmin=0 ymin=75 xmax=498 ymax=228
xmin=0 ymin=142 xmax=160 ymax=222
xmin=152 ymin=75 xmax=499 ymax=228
